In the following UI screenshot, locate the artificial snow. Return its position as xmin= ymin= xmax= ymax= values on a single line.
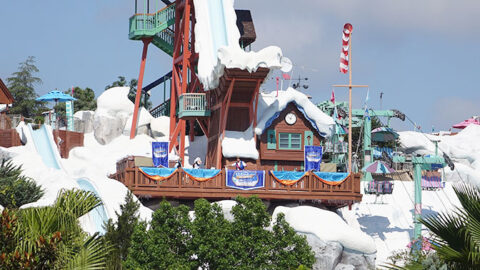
xmin=6 ymin=130 xmax=154 ymax=235
xmin=340 ymin=181 xmax=461 ymax=264
xmin=273 ymin=206 xmax=377 ymax=254
xmin=255 ymin=88 xmax=335 ymax=137
xmin=193 ymin=0 xmax=283 ymax=90
xmin=399 ymin=125 xmax=480 ymax=185
xmin=222 ymin=125 xmax=258 ymax=160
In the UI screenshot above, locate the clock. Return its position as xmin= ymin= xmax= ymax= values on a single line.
xmin=285 ymin=113 xmax=297 ymax=125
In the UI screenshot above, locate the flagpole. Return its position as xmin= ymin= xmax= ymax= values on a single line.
xmin=348 ymin=34 xmax=353 ymax=173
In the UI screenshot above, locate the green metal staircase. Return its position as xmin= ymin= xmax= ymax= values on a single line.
xmin=128 ymin=3 xmax=176 ymax=56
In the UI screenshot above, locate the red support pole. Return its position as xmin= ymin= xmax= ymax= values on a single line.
xmin=130 ymin=38 xmax=151 ymax=139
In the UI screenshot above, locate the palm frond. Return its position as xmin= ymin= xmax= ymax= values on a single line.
xmin=64 ymin=234 xmax=111 ymax=270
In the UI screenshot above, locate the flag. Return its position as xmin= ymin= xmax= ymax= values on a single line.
xmin=282 ymin=73 xmax=291 ymax=80
xmin=330 ymin=89 xmax=335 ymax=104
xmin=340 ymin=23 xmax=353 ymax=74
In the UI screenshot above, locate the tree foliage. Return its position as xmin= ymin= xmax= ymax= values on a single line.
xmin=54 ymin=86 xmax=97 ymax=116
xmin=125 ymin=196 xmax=315 ymax=269
xmin=104 ymin=191 xmax=140 ymax=269
xmin=419 ymin=183 xmax=480 ymax=269
xmin=1 ymin=189 xmax=110 ymax=269
xmin=0 ymin=159 xmax=44 ymax=209
xmin=105 ymin=76 xmax=151 ymax=109
xmin=0 ymin=209 xmax=63 ymax=269
xmin=6 ymin=56 xmax=44 ymax=118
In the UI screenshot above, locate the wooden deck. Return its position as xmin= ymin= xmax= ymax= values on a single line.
xmin=110 ymin=157 xmax=363 ymax=208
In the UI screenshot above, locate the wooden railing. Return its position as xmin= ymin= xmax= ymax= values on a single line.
xmin=110 ymin=158 xmax=362 ymax=208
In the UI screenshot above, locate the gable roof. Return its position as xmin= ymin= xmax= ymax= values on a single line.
xmin=0 ymin=79 xmax=14 ymax=104
xmin=255 ymin=88 xmax=335 ymax=138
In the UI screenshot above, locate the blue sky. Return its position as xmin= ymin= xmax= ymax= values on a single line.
xmin=1 ymin=0 xmax=479 ymax=131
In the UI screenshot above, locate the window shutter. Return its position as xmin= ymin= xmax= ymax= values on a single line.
xmin=267 ymin=129 xmax=276 ymax=149
xmin=304 ymin=131 xmax=314 ymax=146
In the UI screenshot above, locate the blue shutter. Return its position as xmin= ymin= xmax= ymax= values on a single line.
xmin=304 ymin=131 xmax=314 ymax=146
xmin=267 ymin=129 xmax=276 ymax=149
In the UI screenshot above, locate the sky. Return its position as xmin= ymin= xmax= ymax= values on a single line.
xmin=1 ymin=0 xmax=479 ymax=131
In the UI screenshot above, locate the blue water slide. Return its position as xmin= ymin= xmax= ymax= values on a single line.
xmin=208 ymin=0 xmax=229 ymax=61
xmin=28 ymin=124 xmax=109 ymax=234
xmin=76 ymin=178 xmax=109 ymax=235
xmin=28 ymin=124 xmax=61 ymax=170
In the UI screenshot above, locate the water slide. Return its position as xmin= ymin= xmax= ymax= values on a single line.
xmin=194 ymin=0 xmax=283 ymax=90
xmin=28 ymin=124 xmax=62 ymax=170
xmin=26 ymin=124 xmax=109 ymax=234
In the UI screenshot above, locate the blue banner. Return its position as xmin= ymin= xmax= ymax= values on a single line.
xmin=304 ymin=145 xmax=323 ymax=171
xmin=226 ymin=169 xmax=265 ymax=190
xmin=152 ymin=142 xmax=168 ymax=167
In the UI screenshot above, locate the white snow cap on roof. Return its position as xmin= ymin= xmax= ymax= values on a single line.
xmin=222 ymin=125 xmax=258 ymax=160
xmin=193 ymin=0 xmax=283 ymax=90
xmin=273 ymin=206 xmax=376 ymax=254
xmin=255 ymin=88 xmax=335 ymax=138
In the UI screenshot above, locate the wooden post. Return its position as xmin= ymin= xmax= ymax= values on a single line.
xmin=348 ymin=35 xmax=352 ymax=173
xmin=130 ymin=38 xmax=151 ymax=139
xmin=333 ymin=33 xmax=368 ymax=173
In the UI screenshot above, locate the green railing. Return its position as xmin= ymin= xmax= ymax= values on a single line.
xmin=150 ymin=99 xmax=171 ymax=118
xmin=128 ymin=3 xmax=175 ymax=40
xmin=152 ymin=28 xmax=174 ymax=56
xmin=178 ymin=93 xmax=210 ymax=118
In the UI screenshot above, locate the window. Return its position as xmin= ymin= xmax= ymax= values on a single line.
xmin=278 ymin=133 xmax=302 ymax=150
xmin=267 ymin=129 xmax=276 ymax=149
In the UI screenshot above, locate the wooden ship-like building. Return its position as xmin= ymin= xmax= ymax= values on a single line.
xmin=110 ymin=0 xmax=362 ymax=208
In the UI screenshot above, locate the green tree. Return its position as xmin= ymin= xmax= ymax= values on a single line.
xmin=53 ymin=87 xmax=97 ymax=125
xmin=105 ymin=76 xmax=152 ymax=109
xmin=0 ymin=159 xmax=44 ymax=209
xmin=0 ymin=208 xmax=63 ymax=269
xmin=125 ymin=196 xmax=315 ymax=269
xmin=7 ymin=56 xmax=44 ymax=118
xmin=104 ymin=191 xmax=140 ymax=269
xmin=419 ymin=183 xmax=480 ymax=269
xmin=15 ymin=189 xmax=111 ymax=269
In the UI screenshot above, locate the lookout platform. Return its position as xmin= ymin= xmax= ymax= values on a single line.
xmin=109 ymin=156 xmax=362 ymax=209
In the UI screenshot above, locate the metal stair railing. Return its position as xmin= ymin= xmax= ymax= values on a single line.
xmin=129 ymin=3 xmax=176 ymax=40
xmin=150 ymin=99 xmax=171 ymax=118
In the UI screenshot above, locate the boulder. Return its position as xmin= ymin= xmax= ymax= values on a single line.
xmin=339 ymin=251 xmax=375 ymax=270
xmin=299 ymin=233 xmax=343 ymax=270
xmin=334 ymin=263 xmax=355 ymax=270
xmin=74 ymin=111 xmax=95 ymax=133
xmin=93 ymin=113 xmax=125 ymax=145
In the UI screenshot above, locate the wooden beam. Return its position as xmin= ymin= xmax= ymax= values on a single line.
xmin=229 ymin=102 xmax=251 ymax=107
xmin=216 ymin=79 xmax=235 ymax=168
xmin=196 ymin=118 xmax=209 ymax=138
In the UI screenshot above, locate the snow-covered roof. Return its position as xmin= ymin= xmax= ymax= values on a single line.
xmin=255 ymin=88 xmax=335 ymax=138
xmin=193 ymin=0 xmax=283 ymax=90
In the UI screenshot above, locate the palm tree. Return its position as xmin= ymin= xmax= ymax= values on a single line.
xmin=16 ymin=189 xmax=111 ymax=269
xmin=420 ymin=183 xmax=480 ymax=269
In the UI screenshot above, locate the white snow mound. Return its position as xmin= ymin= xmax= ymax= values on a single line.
xmin=273 ymin=205 xmax=376 ymax=254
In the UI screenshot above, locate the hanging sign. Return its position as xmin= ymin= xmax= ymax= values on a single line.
xmin=226 ymin=169 xmax=265 ymax=190
xmin=304 ymin=145 xmax=323 ymax=171
xmin=152 ymin=142 xmax=169 ymax=167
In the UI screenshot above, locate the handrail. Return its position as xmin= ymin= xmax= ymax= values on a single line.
xmin=129 ymin=2 xmax=175 ymax=18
